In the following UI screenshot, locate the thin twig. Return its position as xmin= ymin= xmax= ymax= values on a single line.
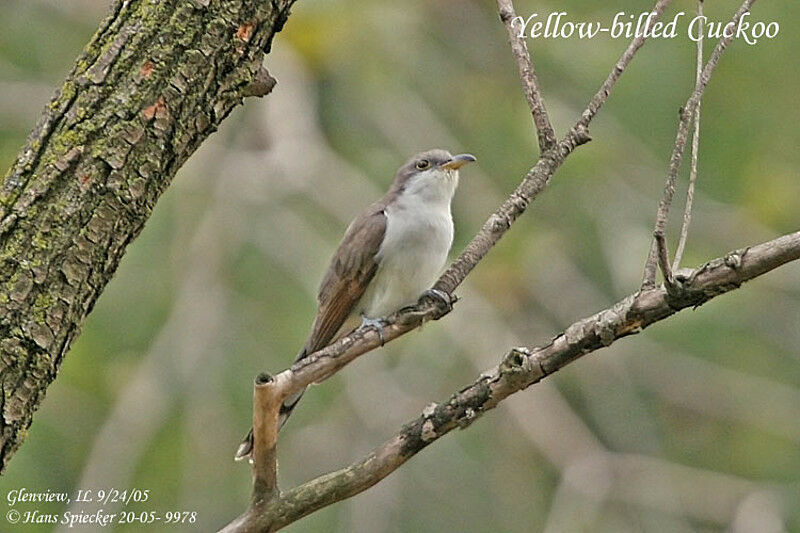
xmin=577 ymin=0 xmax=673 ymax=129
xmin=497 ymin=0 xmax=557 ymax=152
xmin=434 ymin=0 xmax=673 ymax=297
xmin=673 ymin=0 xmax=704 ymax=270
xmin=642 ymin=0 xmax=757 ymax=289
xmin=230 ymin=0 xmax=677 ymax=527
xmin=223 ymin=231 xmax=800 ymax=531
xmin=263 ymin=0 xmax=674 ymax=401
xmin=654 ymin=230 xmax=674 ymax=286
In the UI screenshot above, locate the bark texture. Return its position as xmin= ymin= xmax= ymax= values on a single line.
xmin=221 ymin=1 xmax=785 ymax=529
xmin=223 ymin=231 xmax=800 ymax=531
xmin=0 ymin=0 xmax=294 ymax=470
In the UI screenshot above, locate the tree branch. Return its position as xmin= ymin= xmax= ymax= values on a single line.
xmin=433 ymin=0 xmax=672 ymax=297
xmin=224 ymin=230 xmax=800 ymax=531
xmin=224 ymin=0 xmax=679 ymax=530
xmin=576 ymin=0 xmax=674 ymax=128
xmin=252 ymin=0 xmax=676 ymax=409
xmin=0 ymin=0 xmax=295 ymax=469
xmin=673 ymin=0 xmax=705 ymax=270
xmin=252 ymin=373 xmax=280 ymax=499
xmin=642 ymin=0 xmax=756 ymax=289
xmin=496 ymin=0 xmax=557 ymax=152
xmin=654 ymin=230 xmax=674 ymax=287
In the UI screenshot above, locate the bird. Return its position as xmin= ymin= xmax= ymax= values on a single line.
xmin=235 ymin=149 xmax=476 ymax=461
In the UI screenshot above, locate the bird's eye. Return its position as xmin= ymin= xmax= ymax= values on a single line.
xmin=415 ymin=159 xmax=430 ymax=170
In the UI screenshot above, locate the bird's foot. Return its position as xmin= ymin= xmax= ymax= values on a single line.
xmin=361 ymin=316 xmax=387 ymax=346
xmin=419 ymin=289 xmax=454 ymax=314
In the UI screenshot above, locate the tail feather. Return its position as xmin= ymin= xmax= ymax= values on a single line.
xmin=234 ymin=347 xmax=310 ymax=461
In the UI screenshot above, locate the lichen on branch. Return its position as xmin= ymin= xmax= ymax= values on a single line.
xmin=0 ymin=0 xmax=295 ymax=470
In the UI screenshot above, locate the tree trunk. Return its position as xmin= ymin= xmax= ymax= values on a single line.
xmin=0 ymin=0 xmax=294 ymax=470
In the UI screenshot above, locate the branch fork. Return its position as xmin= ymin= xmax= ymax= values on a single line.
xmin=642 ymin=0 xmax=756 ymax=289
xmin=222 ymin=0 xmax=788 ymax=531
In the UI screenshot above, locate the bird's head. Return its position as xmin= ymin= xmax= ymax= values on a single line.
xmin=391 ymin=149 xmax=476 ymax=203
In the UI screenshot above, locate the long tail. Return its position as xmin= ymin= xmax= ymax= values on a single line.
xmin=234 ymin=347 xmax=309 ymax=461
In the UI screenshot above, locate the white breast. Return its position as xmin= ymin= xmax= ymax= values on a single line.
xmin=360 ymin=194 xmax=454 ymax=318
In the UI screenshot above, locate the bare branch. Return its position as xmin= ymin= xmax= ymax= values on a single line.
xmin=673 ymin=0 xmax=705 ymax=270
xmin=226 ymin=231 xmax=800 ymax=531
xmin=654 ymin=230 xmax=674 ymax=287
xmin=252 ymin=373 xmax=280 ymax=500
xmin=642 ymin=0 xmax=757 ymax=289
xmin=265 ymin=0 xmax=674 ymax=403
xmin=497 ymin=0 xmax=557 ymax=152
xmin=270 ymin=0 xmax=676 ymax=399
xmin=434 ymin=0 xmax=671 ymax=296
xmin=577 ymin=0 xmax=673 ymax=129
xmin=225 ymin=0 xmax=759 ymax=529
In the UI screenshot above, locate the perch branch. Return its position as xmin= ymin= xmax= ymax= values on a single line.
xmin=252 ymin=373 xmax=280 ymax=500
xmin=497 ymin=0 xmax=557 ymax=152
xmin=673 ymin=0 xmax=705 ymax=270
xmin=226 ymin=0 xmax=677 ymax=529
xmin=263 ymin=0 xmax=676 ymax=404
xmin=224 ymin=231 xmax=800 ymax=531
xmin=642 ymin=0 xmax=757 ymax=289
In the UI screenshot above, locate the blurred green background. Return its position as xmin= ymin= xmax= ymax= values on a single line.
xmin=1 ymin=0 xmax=799 ymax=531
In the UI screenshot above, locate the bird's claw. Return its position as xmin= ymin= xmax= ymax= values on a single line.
xmin=419 ymin=289 xmax=454 ymax=314
xmin=361 ymin=316 xmax=387 ymax=346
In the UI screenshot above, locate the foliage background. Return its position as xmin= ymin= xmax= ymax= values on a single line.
xmin=1 ymin=0 xmax=799 ymax=531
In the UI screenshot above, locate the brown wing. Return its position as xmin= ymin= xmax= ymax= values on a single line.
xmin=299 ymin=203 xmax=386 ymax=358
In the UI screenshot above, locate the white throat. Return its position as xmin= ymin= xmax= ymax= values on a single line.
xmin=399 ymin=167 xmax=459 ymax=206
xmin=359 ymin=168 xmax=458 ymax=318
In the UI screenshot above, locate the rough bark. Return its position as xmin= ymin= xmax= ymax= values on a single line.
xmin=221 ymin=0 xmax=781 ymax=529
xmin=223 ymin=231 xmax=800 ymax=531
xmin=0 ymin=0 xmax=294 ymax=470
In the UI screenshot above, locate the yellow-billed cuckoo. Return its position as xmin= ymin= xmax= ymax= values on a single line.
xmin=235 ymin=149 xmax=476 ymax=461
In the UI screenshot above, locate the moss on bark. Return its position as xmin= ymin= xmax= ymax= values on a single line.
xmin=0 ymin=0 xmax=295 ymax=470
